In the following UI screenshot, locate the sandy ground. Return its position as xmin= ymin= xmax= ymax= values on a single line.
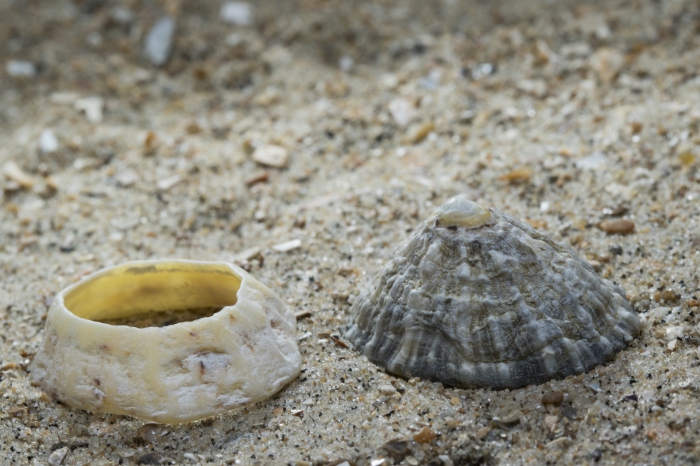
xmin=1 ymin=0 xmax=700 ymax=464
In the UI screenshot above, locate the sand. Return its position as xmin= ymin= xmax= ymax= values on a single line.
xmin=1 ymin=0 xmax=699 ymax=464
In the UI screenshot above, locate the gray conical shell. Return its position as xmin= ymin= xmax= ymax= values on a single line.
xmin=345 ymin=202 xmax=641 ymax=389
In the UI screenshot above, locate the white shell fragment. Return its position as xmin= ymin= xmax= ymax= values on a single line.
xmin=252 ymin=144 xmax=289 ymax=168
xmin=345 ymin=197 xmax=641 ymax=389
xmin=31 ymin=260 xmax=301 ymax=423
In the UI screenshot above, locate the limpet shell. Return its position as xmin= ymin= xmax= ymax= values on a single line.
xmin=345 ymin=197 xmax=641 ymax=389
xmin=30 ymin=260 xmax=301 ymax=423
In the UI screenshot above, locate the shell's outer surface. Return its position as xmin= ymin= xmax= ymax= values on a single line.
xmin=30 ymin=260 xmax=302 ymax=424
xmin=345 ymin=198 xmax=641 ymax=389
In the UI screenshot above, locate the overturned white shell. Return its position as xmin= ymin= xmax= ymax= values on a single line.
xmin=345 ymin=198 xmax=641 ymax=389
xmin=31 ymin=260 xmax=301 ymax=423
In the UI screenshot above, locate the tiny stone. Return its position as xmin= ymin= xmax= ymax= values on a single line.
xmin=378 ymin=384 xmax=396 ymax=396
xmin=39 ymin=129 xmax=59 ymax=153
xmin=382 ymin=439 xmax=409 ymax=461
xmin=560 ymin=404 xmax=577 ymax=421
xmin=272 ymin=239 xmax=301 ymax=252
xmin=590 ymin=47 xmax=625 ymax=83
xmin=498 ymin=167 xmax=533 ymax=184
xmin=136 ymin=452 xmax=161 ymax=465
xmin=74 ymin=96 xmax=104 ymax=123
xmin=3 ymin=161 xmax=35 ymax=189
xmin=476 ymin=426 xmax=491 ymax=440
xmin=156 ymin=174 xmax=183 ymax=191
xmin=412 ymin=426 xmax=436 ymax=444
xmin=542 ymin=390 xmax=564 ymax=406
xmin=220 ymin=2 xmax=253 ymax=25
xmin=115 ymin=169 xmax=140 ymax=187
xmin=110 ymin=6 xmax=134 ymax=25
xmin=450 ymin=396 xmax=461 ymax=406
xmin=48 ymin=447 xmax=68 ymax=466
xmin=388 ymin=98 xmax=416 ymax=127
xmin=252 ymin=144 xmax=289 ymax=168
xmin=408 ymin=122 xmax=435 ymax=144
xmin=135 ymin=424 xmax=159 ymax=445
xmin=576 ymin=152 xmax=607 ymax=170
xmin=145 ymin=17 xmax=175 ymax=66
xmin=338 ymin=56 xmax=354 ymax=72
xmin=6 ymin=60 xmax=36 ymax=77
xmin=499 ymin=409 xmax=524 ymax=426
xmin=49 ymin=92 xmax=80 ymax=105
xmin=598 ymin=219 xmax=635 ymax=235
xmin=544 ymin=415 xmax=559 ymax=433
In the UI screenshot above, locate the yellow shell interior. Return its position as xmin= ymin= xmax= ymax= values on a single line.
xmin=64 ymin=261 xmax=241 ymax=322
xmin=433 ymin=197 xmax=491 ymax=228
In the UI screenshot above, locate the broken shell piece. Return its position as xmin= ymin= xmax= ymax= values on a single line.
xmin=31 ymin=260 xmax=301 ymax=423
xmin=345 ymin=197 xmax=641 ymax=389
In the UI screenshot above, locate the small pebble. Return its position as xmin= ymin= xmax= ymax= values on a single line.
xmin=252 ymin=144 xmax=289 ymax=168
xmin=136 ymin=453 xmax=161 ymax=465
xmin=449 ymin=396 xmax=461 ymax=406
xmin=135 ymin=424 xmax=159 ymax=445
xmin=220 ymin=2 xmax=253 ymax=25
xmin=498 ymin=409 xmax=524 ymax=426
xmin=145 ymin=17 xmax=175 ymax=66
xmin=476 ymin=426 xmax=491 ymax=440
xmin=560 ymin=404 xmax=577 ymax=421
xmin=110 ymin=6 xmax=134 ymax=25
xmin=544 ymin=415 xmax=559 ymax=433
xmin=3 ymin=161 xmax=35 ymax=189
xmin=49 ymin=92 xmax=80 ymax=105
xmin=542 ymin=390 xmax=564 ymax=406
xmin=74 ymin=96 xmax=104 ymax=123
xmin=39 ymin=129 xmax=59 ymax=153
xmin=653 ymin=290 xmax=680 ymax=303
xmin=678 ymin=151 xmax=695 ymax=166
xmin=378 ymin=384 xmax=396 ymax=396
xmin=576 ymin=152 xmax=607 ymax=170
xmin=382 ymin=439 xmax=409 ymax=461
xmin=48 ymin=447 xmax=68 ymax=466
xmin=115 ymin=169 xmax=140 ymax=187
xmin=408 ymin=122 xmax=435 ymax=144
xmin=597 ymin=219 xmax=635 ymax=235
xmin=388 ymin=98 xmax=416 ymax=127
xmin=498 ymin=167 xmax=532 ymax=184
xmin=412 ymin=426 xmax=436 ymax=444
xmin=156 ymin=174 xmax=183 ymax=191
xmin=5 ymin=60 xmax=36 ymax=77
xmin=338 ymin=56 xmax=354 ymax=72
xmin=590 ymin=47 xmax=625 ymax=83
xmin=272 ymin=239 xmax=301 ymax=252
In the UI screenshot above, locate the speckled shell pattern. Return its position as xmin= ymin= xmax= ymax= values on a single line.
xmin=345 ymin=208 xmax=641 ymax=389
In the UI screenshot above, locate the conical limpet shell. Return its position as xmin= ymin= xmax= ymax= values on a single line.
xmin=30 ymin=260 xmax=301 ymax=423
xmin=345 ymin=197 xmax=641 ymax=389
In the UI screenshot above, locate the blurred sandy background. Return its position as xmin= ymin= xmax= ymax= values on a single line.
xmin=1 ymin=0 xmax=699 ymax=464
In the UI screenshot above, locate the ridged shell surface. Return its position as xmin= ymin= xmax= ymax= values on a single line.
xmin=345 ymin=197 xmax=641 ymax=389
